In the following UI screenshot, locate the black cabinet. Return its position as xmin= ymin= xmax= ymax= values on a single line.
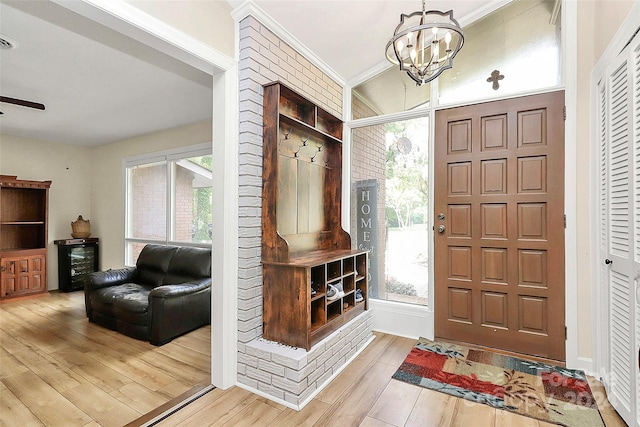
xmin=54 ymin=238 xmax=99 ymax=292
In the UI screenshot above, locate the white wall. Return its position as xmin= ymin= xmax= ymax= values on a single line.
xmin=0 ymin=134 xmax=93 ymax=290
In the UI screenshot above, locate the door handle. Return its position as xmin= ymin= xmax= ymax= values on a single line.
xmin=605 ymin=259 xmax=613 ymax=265
xmin=437 ymin=225 xmax=446 ymax=233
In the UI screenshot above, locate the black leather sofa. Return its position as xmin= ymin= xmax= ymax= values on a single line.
xmin=84 ymin=244 xmax=211 ymax=345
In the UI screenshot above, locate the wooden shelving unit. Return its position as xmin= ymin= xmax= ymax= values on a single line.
xmin=261 ymin=82 xmax=368 ymax=350
xmin=0 ymin=175 xmax=51 ymax=300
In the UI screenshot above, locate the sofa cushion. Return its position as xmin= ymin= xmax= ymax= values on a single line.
xmin=163 ymin=246 xmax=211 ymax=284
xmin=135 ymin=245 xmax=177 ymax=286
xmin=90 ymin=283 xmax=152 ymax=318
xmin=114 ymin=290 xmax=151 ymax=326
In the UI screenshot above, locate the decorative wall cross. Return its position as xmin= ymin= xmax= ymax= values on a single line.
xmin=487 ymin=70 xmax=504 ymax=90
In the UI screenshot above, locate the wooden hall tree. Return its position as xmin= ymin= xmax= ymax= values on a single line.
xmin=261 ymin=82 xmax=368 ymax=351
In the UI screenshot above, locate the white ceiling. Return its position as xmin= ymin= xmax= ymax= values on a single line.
xmin=235 ymin=0 xmax=494 ymax=83
xmin=0 ymin=0 xmax=492 ymax=147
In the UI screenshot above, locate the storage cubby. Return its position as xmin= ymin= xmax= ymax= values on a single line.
xmin=311 ymin=265 xmax=325 ymax=296
xmin=327 ymin=260 xmax=341 ymax=281
xmin=0 ymin=175 xmax=51 ymax=300
xmin=343 ymin=274 xmax=355 ymax=295
xmin=261 ymin=82 xmax=368 ymax=350
xmin=356 ymin=253 xmax=367 ymax=279
xmin=343 ymin=257 xmax=354 ymax=275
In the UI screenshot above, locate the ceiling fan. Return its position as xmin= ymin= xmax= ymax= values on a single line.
xmin=0 ymin=96 xmax=45 ymax=115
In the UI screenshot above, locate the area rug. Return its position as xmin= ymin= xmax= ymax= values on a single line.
xmin=392 ymin=338 xmax=604 ymax=427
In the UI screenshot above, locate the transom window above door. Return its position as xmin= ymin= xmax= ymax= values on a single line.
xmin=352 ymin=0 xmax=562 ymax=120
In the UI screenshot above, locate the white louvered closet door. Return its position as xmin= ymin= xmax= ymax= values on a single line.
xmin=597 ymin=32 xmax=640 ymax=427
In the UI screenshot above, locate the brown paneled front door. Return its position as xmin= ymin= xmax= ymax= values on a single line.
xmin=434 ymin=91 xmax=565 ymax=361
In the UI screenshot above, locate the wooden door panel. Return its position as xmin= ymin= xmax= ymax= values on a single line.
xmin=32 ymin=256 xmax=43 ymax=272
xmin=481 ymin=115 xmax=507 ymax=151
xmin=481 ymin=291 xmax=508 ymax=328
xmin=449 ymin=205 xmax=471 ymax=237
xmin=518 ymin=296 xmax=547 ymax=333
xmin=518 ymin=109 xmax=546 ymax=147
xmin=435 ymin=90 xmax=565 ymax=361
xmin=518 ymin=203 xmax=547 ymax=239
xmin=481 ymin=204 xmax=507 ymax=238
xmin=518 ymin=250 xmax=547 ymax=287
xmin=518 ymin=156 xmax=547 ymax=192
xmin=449 ymin=288 xmax=472 ymax=322
xmin=481 ymin=248 xmax=507 ymax=284
xmin=448 ymin=120 xmax=472 ymax=153
xmin=449 ymin=246 xmax=472 ymax=280
xmin=448 ymin=163 xmax=471 ymax=195
xmin=481 ymin=159 xmax=507 ymax=194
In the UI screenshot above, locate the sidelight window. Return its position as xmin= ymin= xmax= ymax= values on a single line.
xmin=351 ymin=116 xmax=430 ymax=306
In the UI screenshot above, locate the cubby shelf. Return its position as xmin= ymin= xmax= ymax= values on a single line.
xmin=261 ymin=82 xmax=368 ymax=351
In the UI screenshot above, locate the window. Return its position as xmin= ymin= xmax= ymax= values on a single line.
xmin=351 ymin=116 xmax=430 ymax=306
xmin=124 ymin=144 xmax=212 ymax=265
xmin=437 ymin=0 xmax=561 ymax=105
xmin=351 ymin=0 xmax=561 ymax=119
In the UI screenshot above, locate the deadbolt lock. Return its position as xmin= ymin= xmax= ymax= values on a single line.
xmin=437 ymin=213 xmax=445 ymax=221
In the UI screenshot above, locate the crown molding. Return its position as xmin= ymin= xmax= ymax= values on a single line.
xmin=231 ymin=0 xmax=346 ymax=87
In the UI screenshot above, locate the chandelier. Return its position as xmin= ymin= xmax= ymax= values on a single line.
xmin=385 ymin=0 xmax=464 ymax=86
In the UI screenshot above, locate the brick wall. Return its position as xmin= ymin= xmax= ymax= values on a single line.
xmin=237 ymin=14 xmax=373 ymax=408
xmin=175 ymin=168 xmax=195 ymax=241
xmin=131 ymin=164 xmax=166 ymax=239
xmin=130 ymin=164 xmax=195 ymax=243
xmin=350 ymin=98 xmax=387 ymax=298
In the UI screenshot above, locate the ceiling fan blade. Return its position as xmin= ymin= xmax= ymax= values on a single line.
xmin=0 ymin=96 xmax=45 ymax=110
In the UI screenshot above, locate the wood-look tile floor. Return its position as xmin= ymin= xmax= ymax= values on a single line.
xmin=0 ymin=292 xmax=627 ymax=427
xmin=158 ymin=332 xmax=627 ymax=427
xmin=0 ymin=291 xmax=210 ymax=427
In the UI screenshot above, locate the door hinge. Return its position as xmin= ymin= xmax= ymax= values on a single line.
xmin=564 ymin=214 xmax=567 ymax=228
xmin=565 ymin=326 xmax=568 ymax=340
xmin=563 ymin=106 xmax=567 ymax=121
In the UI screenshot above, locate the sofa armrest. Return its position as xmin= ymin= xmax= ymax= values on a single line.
xmin=148 ymin=279 xmax=211 ymax=298
xmin=148 ymin=279 xmax=211 ymax=345
xmin=85 ymin=267 xmax=137 ymax=291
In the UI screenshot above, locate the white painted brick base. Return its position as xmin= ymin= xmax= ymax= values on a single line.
xmin=237 ymin=310 xmax=373 ymax=408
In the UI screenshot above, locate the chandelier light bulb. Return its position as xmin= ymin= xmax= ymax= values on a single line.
xmin=397 ymin=39 xmax=404 ymax=52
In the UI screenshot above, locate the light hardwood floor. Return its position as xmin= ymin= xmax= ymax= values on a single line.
xmin=158 ymin=333 xmax=627 ymax=427
xmin=0 ymin=291 xmax=210 ymax=427
xmin=0 ymin=292 xmax=627 ymax=427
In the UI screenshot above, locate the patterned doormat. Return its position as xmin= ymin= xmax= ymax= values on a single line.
xmin=392 ymin=338 xmax=604 ymax=427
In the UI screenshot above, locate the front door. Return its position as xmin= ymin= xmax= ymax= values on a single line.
xmin=434 ymin=91 xmax=565 ymax=361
